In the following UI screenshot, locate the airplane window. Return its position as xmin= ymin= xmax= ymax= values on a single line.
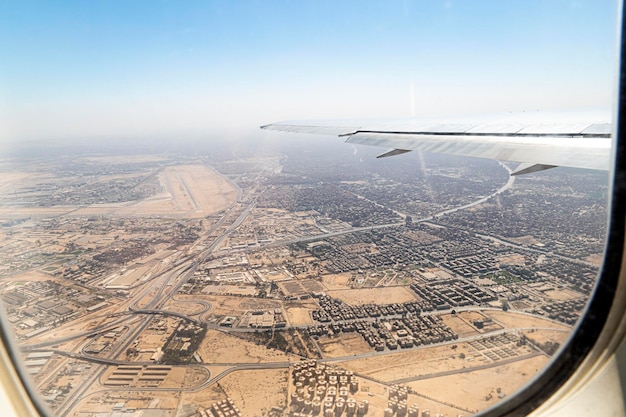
xmin=0 ymin=1 xmax=619 ymax=417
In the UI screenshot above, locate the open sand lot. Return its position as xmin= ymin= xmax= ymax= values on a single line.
xmin=2 ymin=270 xmax=59 ymax=282
xmin=218 ymin=369 xmax=288 ymax=417
xmin=201 ymin=284 xmax=257 ymax=296
xmin=321 ymin=273 xmax=352 ymax=290
xmin=338 ymin=343 xmax=477 ymax=382
xmin=327 ymin=286 xmax=416 ymax=305
xmin=357 ymin=379 xmax=467 ymax=417
xmin=543 ymin=288 xmax=585 ymax=301
xmin=181 ymin=381 xmax=230 ymax=413
xmin=196 ymin=295 xmax=282 ymax=317
xmin=408 ymin=354 xmax=550 ymax=413
xmin=455 ymin=310 xmax=503 ymax=333
xmin=523 ymin=328 xmax=570 ymax=345
xmin=198 ymin=329 xmax=298 ymax=363
xmin=440 ymin=314 xmax=481 ymax=338
xmin=585 ymin=253 xmax=604 ymax=266
xmin=317 ymin=333 xmax=372 ymax=358
xmin=285 ymin=365 xmax=467 ymax=417
xmin=484 ymin=310 xmax=570 ymax=330
xmin=497 ymin=253 xmax=526 ymax=266
xmin=284 ymin=301 xmax=317 ymax=325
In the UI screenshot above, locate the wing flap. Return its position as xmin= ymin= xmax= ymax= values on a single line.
xmin=345 ymin=131 xmax=610 ymax=171
xmin=260 ymin=115 xmax=612 ymax=171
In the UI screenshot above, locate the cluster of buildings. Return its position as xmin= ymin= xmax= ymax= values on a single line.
xmin=1 ymin=280 xmax=108 ymax=340
xmin=288 ymin=361 xmax=367 ymax=416
xmin=541 ymin=299 xmax=587 ymax=324
xmin=409 ymin=281 xmax=496 ymax=310
xmin=308 ymin=315 xmax=458 ymax=352
xmin=202 ymin=398 xmax=243 ymax=417
xmin=258 ymin=183 xmax=402 ymax=228
xmin=103 ymin=365 xmax=172 ymax=388
xmin=312 ymin=295 xmax=432 ymax=323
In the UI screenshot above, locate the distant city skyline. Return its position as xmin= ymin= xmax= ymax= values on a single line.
xmin=0 ymin=0 xmax=619 ymax=143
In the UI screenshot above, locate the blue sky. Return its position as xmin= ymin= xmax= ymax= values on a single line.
xmin=0 ymin=0 xmax=619 ymax=143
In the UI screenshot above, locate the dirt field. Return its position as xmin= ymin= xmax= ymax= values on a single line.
xmin=198 ymin=329 xmax=298 ymax=363
xmin=284 ymin=304 xmax=316 ymax=326
xmin=543 ymin=288 xmax=585 ymax=301
xmin=585 ymin=253 xmax=604 ymax=266
xmin=338 ymin=343 xmax=476 ymax=382
xmin=484 ymin=310 xmax=570 ymax=330
xmin=182 ymin=382 xmax=229 ymax=413
xmin=455 ymin=310 xmax=502 ymax=333
xmin=497 ymin=253 xmax=526 ymax=266
xmin=316 ymin=333 xmax=373 ymax=358
xmin=195 ymin=295 xmax=282 ymax=317
xmin=408 ymin=355 xmax=550 ymax=414
xmin=321 ymin=273 xmax=352 ymax=290
xmin=326 ymin=286 xmax=416 ymax=305
xmin=440 ymin=314 xmax=481 ymax=338
xmin=2 ymin=270 xmax=59 ymax=282
xmin=522 ymin=328 xmax=571 ymax=345
xmin=218 ymin=369 xmax=289 ymax=417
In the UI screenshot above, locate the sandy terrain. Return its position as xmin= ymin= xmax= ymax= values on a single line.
xmin=194 ymin=295 xmax=281 ymax=317
xmin=354 ymin=379 xmax=467 ymax=417
xmin=113 ymin=164 xmax=237 ymax=218
xmin=338 ymin=343 xmax=476 ymax=382
xmin=585 ymin=253 xmax=604 ymax=266
xmin=163 ymin=299 xmax=210 ymax=317
xmin=201 ymin=285 xmax=257 ymax=296
xmin=0 ymin=164 xmax=237 ymax=219
xmin=218 ymin=369 xmax=289 ymax=417
xmin=78 ymin=389 xmax=180 ymax=414
xmin=181 ymin=379 xmax=231 ymax=412
xmin=455 ymin=310 xmax=502 ymax=333
xmin=484 ymin=310 xmax=570 ymax=330
xmin=198 ymin=329 xmax=298 ymax=364
xmin=317 ymin=333 xmax=373 ymax=358
xmin=285 ymin=305 xmax=316 ymax=326
xmin=522 ymin=328 xmax=570 ymax=345
xmin=321 ymin=273 xmax=352 ymax=290
xmin=2 ymin=270 xmax=59 ymax=282
xmin=327 ymin=286 xmax=416 ymax=305
xmin=408 ymin=355 xmax=550 ymax=413
xmin=543 ymin=288 xmax=585 ymax=301
xmin=497 ymin=253 xmax=526 ymax=266
xmin=440 ymin=314 xmax=481 ymax=338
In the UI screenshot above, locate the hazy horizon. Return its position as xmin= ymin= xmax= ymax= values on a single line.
xmin=0 ymin=0 xmax=619 ymax=144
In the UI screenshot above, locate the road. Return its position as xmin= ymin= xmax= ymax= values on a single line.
xmin=27 ymin=160 xmax=582 ymax=415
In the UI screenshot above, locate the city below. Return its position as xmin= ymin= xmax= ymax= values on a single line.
xmin=0 ymin=139 xmax=608 ymax=417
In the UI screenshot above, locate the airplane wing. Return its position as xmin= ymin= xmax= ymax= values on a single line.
xmin=260 ymin=115 xmax=612 ymax=175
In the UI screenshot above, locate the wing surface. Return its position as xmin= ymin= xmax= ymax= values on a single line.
xmin=261 ymin=116 xmax=612 ymax=172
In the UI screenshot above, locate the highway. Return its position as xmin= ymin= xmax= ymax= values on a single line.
xmin=28 ymin=160 xmax=580 ymax=416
